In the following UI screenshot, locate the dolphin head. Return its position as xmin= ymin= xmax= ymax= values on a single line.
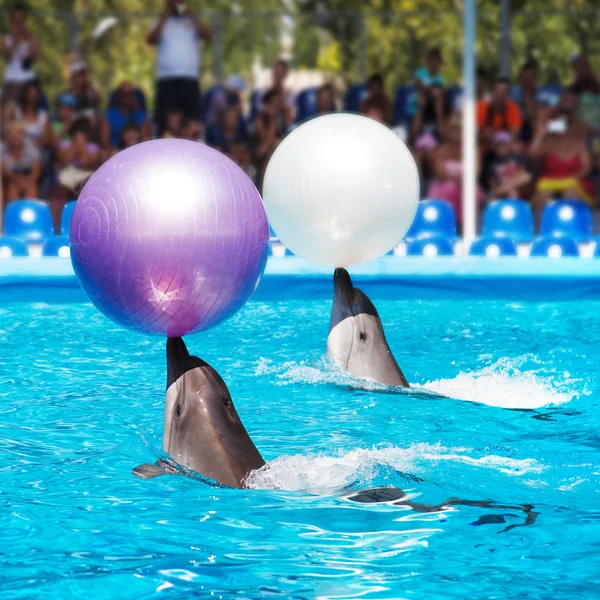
xmin=134 ymin=338 xmax=265 ymax=487
xmin=327 ymin=268 xmax=409 ymax=387
xmin=331 ymin=267 xmax=379 ymax=331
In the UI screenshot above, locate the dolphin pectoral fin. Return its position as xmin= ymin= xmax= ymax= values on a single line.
xmin=133 ymin=462 xmax=167 ymax=479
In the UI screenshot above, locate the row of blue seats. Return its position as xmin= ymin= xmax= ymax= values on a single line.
xmin=270 ymin=235 xmax=588 ymax=258
xmin=403 ymin=234 xmax=584 ymax=258
xmin=3 ymin=200 xmax=75 ymax=242
xmin=0 ymin=236 xmax=70 ymax=257
xmin=1 ymin=197 xmax=595 ymax=247
xmin=0 ymin=233 xmax=585 ymax=259
xmin=202 ymin=82 xmax=565 ymax=126
xmin=406 ymin=198 xmax=594 ymax=243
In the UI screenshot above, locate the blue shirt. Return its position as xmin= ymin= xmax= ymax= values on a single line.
xmin=106 ymin=107 xmax=146 ymax=147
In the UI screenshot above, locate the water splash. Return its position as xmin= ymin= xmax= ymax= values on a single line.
xmin=424 ymin=356 xmax=583 ymax=409
xmin=246 ymin=443 xmax=542 ymax=494
xmin=256 ymin=355 xmax=581 ymax=409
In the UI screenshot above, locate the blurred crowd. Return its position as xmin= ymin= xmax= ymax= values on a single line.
xmin=2 ymin=1 xmax=600 ymax=231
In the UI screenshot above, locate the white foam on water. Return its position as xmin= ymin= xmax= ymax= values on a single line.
xmin=423 ymin=357 xmax=581 ymax=409
xmin=245 ymin=443 xmax=542 ymax=494
xmin=256 ymin=356 xmax=581 ymax=409
xmin=255 ymin=357 xmax=391 ymax=392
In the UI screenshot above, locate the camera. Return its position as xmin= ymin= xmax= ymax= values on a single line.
xmin=546 ymin=118 xmax=567 ymax=134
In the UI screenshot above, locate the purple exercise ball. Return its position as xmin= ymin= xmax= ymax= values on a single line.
xmin=70 ymin=139 xmax=269 ymax=337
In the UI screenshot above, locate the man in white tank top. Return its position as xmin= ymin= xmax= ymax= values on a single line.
xmin=1 ymin=4 xmax=38 ymax=98
xmin=147 ymin=0 xmax=212 ymax=135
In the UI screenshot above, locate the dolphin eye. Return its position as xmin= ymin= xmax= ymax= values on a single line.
xmin=359 ymin=332 xmax=367 ymax=342
xmin=220 ymin=394 xmax=232 ymax=407
xmin=174 ymin=404 xmax=182 ymax=418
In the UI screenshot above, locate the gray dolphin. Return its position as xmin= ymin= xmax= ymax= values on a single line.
xmin=327 ymin=268 xmax=409 ymax=388
xmin=133 ymin=337 xmax=265 ymax=488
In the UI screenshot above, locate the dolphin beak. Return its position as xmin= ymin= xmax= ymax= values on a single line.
xmin=333 ymin=267 xmax=354 ymax=298
xmin=166 ymin=337 xmax=191 ymax=389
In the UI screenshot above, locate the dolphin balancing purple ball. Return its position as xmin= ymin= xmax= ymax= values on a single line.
xmin=70 ymin=139 xmax=269 ymax=337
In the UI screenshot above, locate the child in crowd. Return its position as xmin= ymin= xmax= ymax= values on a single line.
xmin=228 ymin=140 xmax=256 ymax=183
xmin=206 ymin=107 xmax=246 ymax=152
xmin=161 ymin=108 xmax=184 ymax=138
xmin=483 ymin=131 xmax=532 ymax=199
xmin=180 ymin=118 xmax=205 ymax=143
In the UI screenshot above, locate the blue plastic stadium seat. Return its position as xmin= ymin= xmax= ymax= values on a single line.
xmin=405 ymin=199 xmax=457 ymax=240
xmin=482 ymin=199 xmax=533 ymax=243
xmin=0 ymin=236 xmax=29 ymax=257
xmin=540 ymin=199 xmax=591 ymax=242
xmin=406 ymin=235 xmax=454 ymax=257
xmin=4 ymin=200 xmax=54 ymax=242
xmin=61 ymin=200 xmax=77 ymax=236
xmin=344 ymin=84 xmax=367 ymax=112
xmin=530 ymin=235 xmax=579 ymax=258
xmin=42 ymin=236 xmax=71 ymax=258
xmin=295 ymin=87 xmax=318 ymax=122
xmin=469 ymin=236 xmax=518 ymax=257
xmin=284 ymin=247 xmax=295 ymax=256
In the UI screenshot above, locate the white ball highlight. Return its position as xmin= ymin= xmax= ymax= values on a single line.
xmin=262 ymin=113 xmax=420 ymax=267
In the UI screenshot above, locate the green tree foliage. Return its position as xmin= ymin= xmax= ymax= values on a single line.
xmin=294 ymin=0 xmax=600 ymax=87
xmin=2 ymin=0 xmax=600 ymax=105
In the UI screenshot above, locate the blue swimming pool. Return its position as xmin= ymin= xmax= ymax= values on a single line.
xmin=2 ymin=298 xmax=600 ymax=598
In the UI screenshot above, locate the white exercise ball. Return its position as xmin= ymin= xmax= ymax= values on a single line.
xmin=262 ymin=113 xmax=420 ymax=267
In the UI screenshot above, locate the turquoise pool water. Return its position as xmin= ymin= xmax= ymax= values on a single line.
xmin=2 ymin=298 xmax=599 ymax=599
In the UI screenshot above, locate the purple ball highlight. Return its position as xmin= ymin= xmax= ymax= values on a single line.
xmin=70 ymin=139 xmax=269 ymax=337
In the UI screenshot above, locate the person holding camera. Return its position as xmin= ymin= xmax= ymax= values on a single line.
xmin=1 ymin=3 xmax=39 ymax=100
xmin=529 ymin=89 xmax=594 ymax=219
xmin=147 ymin=0 xmax=212 ymax=135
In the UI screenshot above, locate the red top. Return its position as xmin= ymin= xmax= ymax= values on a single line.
xmin=542 ymin=152 xmax=583 ymax=178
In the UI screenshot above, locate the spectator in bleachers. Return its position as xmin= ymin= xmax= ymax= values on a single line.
xmin=253 ymin=89 xmax=288 ymax=187
xmin=180 ymin=118 xmax=205 ymax=143
xmin=476 ymin=67 xmax=490 ymax=101
xmin=1 ymin=120 xmax=41 ymax=201
xmin=1 ymin=3 xmax=39 ymax=100
xmin=315 ymin=83 xmax=336 ymax=116
xmin=541 ymin=87 xmax=591 ymax=140
xmin=530 ymin=107 xmax=594 ymax=217
xmin=483 ymin=131 xmax=532 ymax=200
xmin=14 ymin=80 xmax=52 ymax=149
xmin=147 ymin=0 xmax=212 ymax=135
xmin=161 ymin=108 xmax=184 ymax=138
xmin=118 ymin=123 xmax=143 ymax=150
xmin=68 ymin=61 xmax=101 ymax=123
xmin=50 ymin=117 xmax=101 ymax=225
xmin=229 ymin=140 xmax=257 ymax=183
xmin=360 ymin=74 xmax=393 ymax=125
xmin=206 ymin=107 xmax=247 ymax=153
xmin=363 ymin=102 xmax=386 ymax=124
xmin=477 ymin=77 xmax=523 ymax=144
xmin=205 ymin=74 xmax=245 ymax=129
xmin=571 ymin=53 xmax=600 ymax=133
xmin=101 ymin=81 xmax=151 ymax=150
xmin=427 ymin=112 xmax=484 ymax=225
xmin=51 ymin=93 xmax=77 ymax=144
xmin=412 ymin=83 xmax=447 ymax=151
xmin=415 ymin=48 xmax=444 ymax=90
xmin=512 ymin=60 xmax=540 ymax=143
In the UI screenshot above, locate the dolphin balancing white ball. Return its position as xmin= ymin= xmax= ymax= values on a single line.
xmin=262 ymin=113 xmax=420 ymax=267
